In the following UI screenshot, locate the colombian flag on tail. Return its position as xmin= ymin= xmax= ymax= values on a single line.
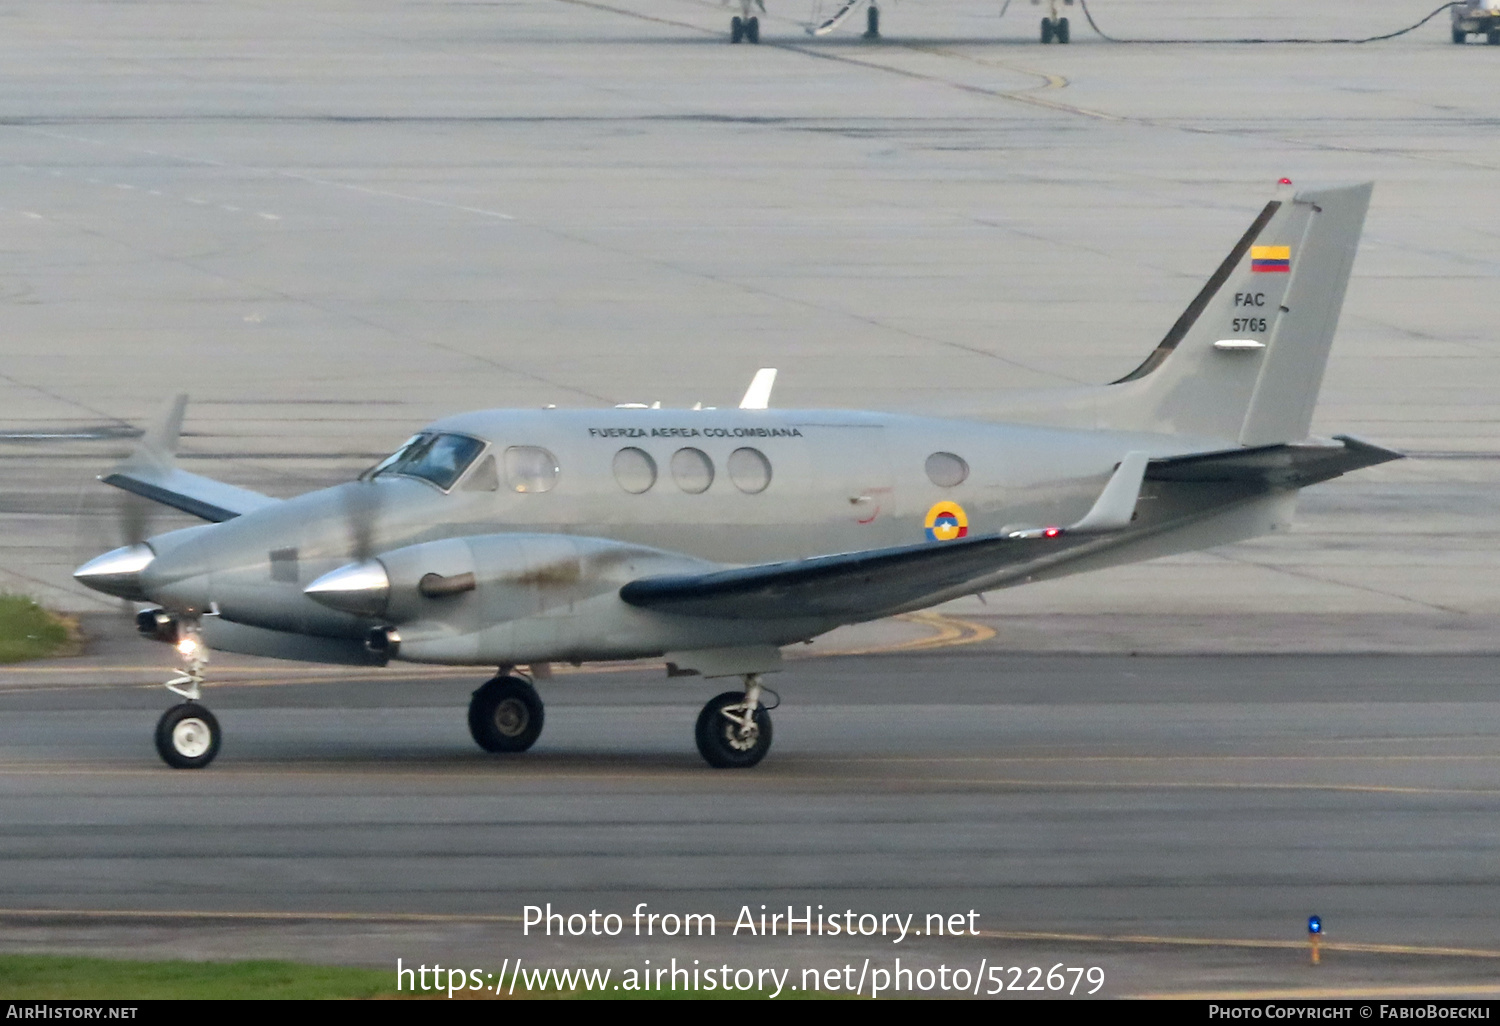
xmin=1251 ymin=245 xmax=1291 ymax=273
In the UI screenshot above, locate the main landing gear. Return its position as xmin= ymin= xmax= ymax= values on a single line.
xmin=729 ymin=0 xmax=764 ymax=43
xmin=695 ymin=674 xmax=775 ymax=768
xmin=153 ymin=622 xmax=223 ymax=769
xmin=465 ymin=668 xmax=775 ymax=767
xmin=1039 ymin=0 xmax=1070 ymax=43
xmin=468 ymin=673 xmax=546 ymax=753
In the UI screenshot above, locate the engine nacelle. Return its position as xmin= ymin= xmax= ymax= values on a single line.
xmin=305 ymin=533 xmax=700 ymax=635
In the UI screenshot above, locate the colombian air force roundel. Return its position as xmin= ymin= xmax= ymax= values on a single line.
xmin=924 ymin=501 xmax=969 ymax=542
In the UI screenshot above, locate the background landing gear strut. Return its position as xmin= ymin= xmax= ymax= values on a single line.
xmin=1040 ymin=0 xmax=1070 ymax=43
xmin=730 ymin=0 xmax=764 ymax=43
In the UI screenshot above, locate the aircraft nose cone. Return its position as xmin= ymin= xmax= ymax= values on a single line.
xmin=73 ymin=543 xmax=155 ymax=601
xmin=304 ymin=560 xmax=390 ymax=618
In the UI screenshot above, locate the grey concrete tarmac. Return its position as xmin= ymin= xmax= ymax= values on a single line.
xmin=3 ymin=621 xmax=1500 ymax=997
xmin=2 ymin=0 xmax=1500 ymax=648
xmin=5 ymin=0 xmax=1500 ymax=999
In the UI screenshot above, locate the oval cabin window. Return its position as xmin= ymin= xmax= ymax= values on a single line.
xmin=727 ymin=447 xmax=772 ymax=494
xmin=671 ymin=447 xmax=715 ymax=494
xmin=504 ymin=446 xmax=560 ymax=493
xmin=613 ymin=447 xmax=657 ymax=494
xmin=925 ymin=451 xmax=969 ymax=488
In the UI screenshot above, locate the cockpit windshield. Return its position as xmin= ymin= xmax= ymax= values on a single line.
xmin=368 ymin=433 xmax=485 ymax=491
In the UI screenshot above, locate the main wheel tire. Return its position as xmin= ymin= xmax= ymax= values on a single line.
xmin=1041 ymin=17 xmax=1054 ymax=43
xmin=746 ymin=15 xmax=760 ymax=43
xmin=155 ymin=703 xmax=221 ymax=769
xmin=468 ymin=676 xmax=545 ymax=753
xmin=1056 ymin=16 xmax=1069 ymax=43
xmin=1452 ymin=26 xmax=1466 ymax=43
xmin=864 ymin=4 xmax=879 ymax=38
xmin=1488 ymin=28 xmax=1499 ymax=44
xmin=731 ymin=15 xmax=744 ymax=43
xmin=695 ymin=690 xmax=773 ymax=769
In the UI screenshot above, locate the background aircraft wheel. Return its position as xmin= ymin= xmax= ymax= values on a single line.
xmin=864 ymin=5 xmax=879 ymax=38
xmin=1056 ymin=16 xmax=1069 ymax=43
xmin=695 ymin=690 xmax=772 ymax=769
xmin=1041 ymin=17 xmax=1054 ymax=43
xmin=731 ymin=16 xmax=744 ymax=43
xmin=468 ymin=676 xmax=545 ymax=753
xmin=746 ymin=15 xmax=760 ymax=43
xmin=1488 ymin=28 xmax=1499 ymax=44
xmin=1452 ymin=27 xmax=1466 ymax=43
xmin=154 ymin=703 xmax=221 ymax=769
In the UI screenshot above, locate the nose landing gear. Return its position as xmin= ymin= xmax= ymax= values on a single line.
xmin=695 ymin=674 xmax=775 ymax=768
xmin=153 ymin=622 xmax=222 ymax=769
xmin=156 ymin=703 xmax=221 ymax=769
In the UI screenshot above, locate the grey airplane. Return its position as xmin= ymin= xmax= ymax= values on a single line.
xmin=75 ymin=181 xmax=1398 ymax=771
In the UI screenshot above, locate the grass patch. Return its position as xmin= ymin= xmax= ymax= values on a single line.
xmin=0 ymin=955 xmax=396 ymax=1000
xmin=0 ymin=954 xmax=811 ymax=1000
xmin=0 ymin=595 xmax=77 ymax=664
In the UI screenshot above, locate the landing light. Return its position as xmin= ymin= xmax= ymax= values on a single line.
xmin=176 ymin=636 xmax=201 ymax=660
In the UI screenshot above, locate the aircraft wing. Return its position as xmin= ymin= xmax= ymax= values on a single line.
xmin=619 ymin=436 xmax=1401 ymax=622
xmin=621 ymin=451 xmax=1150 ymax=621
xmin=99 ymin=394 xmax=280 ymax=523
xmin=620 ymin=530 xmax=1077 ymax=621
xmin=101 ymin=466 xmax=279 ymax=523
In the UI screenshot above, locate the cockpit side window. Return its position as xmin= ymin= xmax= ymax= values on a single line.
xmin=371 ymin=432 xmax=486 ymax=491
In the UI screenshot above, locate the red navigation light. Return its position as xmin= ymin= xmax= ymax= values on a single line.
xmin=1043 ymin=527 xmax=1061 ymax=538
xmin=1278 ymin=177 xmax=1293 ymax=185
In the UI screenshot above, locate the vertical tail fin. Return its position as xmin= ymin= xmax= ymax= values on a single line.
xmin=1098 ymin=182 xmax=1372 ymax=445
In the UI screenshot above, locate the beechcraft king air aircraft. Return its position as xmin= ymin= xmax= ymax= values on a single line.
xmin=75 ymin=181 xmax=1397 ymax=770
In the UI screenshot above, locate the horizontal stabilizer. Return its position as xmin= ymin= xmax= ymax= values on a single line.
xmin=1147 ymin=435 xmax=1402 ymax=489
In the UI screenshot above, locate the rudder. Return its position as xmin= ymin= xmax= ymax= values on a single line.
xmin=1097 ymin=182 xmax=1372 ymax=445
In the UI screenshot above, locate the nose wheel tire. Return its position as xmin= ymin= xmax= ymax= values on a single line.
xmin=468 ymin=676 xmax=545 ymax=753
xmin=731 ymin=15 xmax=744 ymax=43
xmin=695 ymin=690 xmax=773 ymax=768
xmin=1055 ymin=16 xmax=1069 ymax=43
xmin=746 ymin=15 xmax=760 ymax=43
xmin=155 ymin=703 xmax=221 ymax=769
